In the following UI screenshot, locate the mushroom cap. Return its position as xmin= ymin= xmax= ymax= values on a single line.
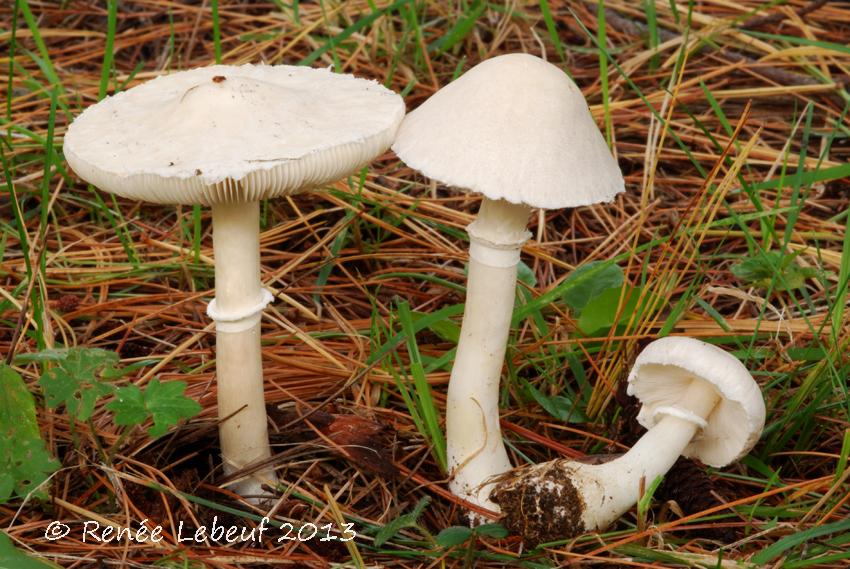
xmin=64 ymin=64 xmax=405 ymax=205
xmin=391 ymin=53 xmax=624 ymax=210
xmin=626 ymin=336 xmax=766 ymax=467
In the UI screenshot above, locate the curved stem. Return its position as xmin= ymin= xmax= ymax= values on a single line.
xmin=211 ymin=200 xmax=277 ymax=500
xmin=492 ymin=378 xmax=721 ymax=540
xmin=446 ymin=198 xmax=531 ymax=513
xmin=574 ymin=379 xmax=720 ymax=530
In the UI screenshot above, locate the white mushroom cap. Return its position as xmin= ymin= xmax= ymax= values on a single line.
xmin=391 ymin=53 xmax=624 ymax=210
xmin=64 ymin=64 xmax=405 ymax=205
xmin=626 ymin=336 xmax=766 ymax=467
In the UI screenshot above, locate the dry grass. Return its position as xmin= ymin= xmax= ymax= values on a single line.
xmin=1 ymin=0 xmax=849 ymax=567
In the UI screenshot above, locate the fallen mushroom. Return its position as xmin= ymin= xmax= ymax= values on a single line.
xmin=490 ymin=336 xmax=766 ymax=544
xmin=391 ymin=53 xmax=624 ymax=514
xmin=64 ymin=64 xmax=404 ymax=501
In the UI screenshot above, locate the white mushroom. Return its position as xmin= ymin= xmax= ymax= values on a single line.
xmin=391 ymin=53 xmax=624 ymax=514
xmin=64 ymin=64 xmax=404 ymax=501
xmin=491 ymin=337 xmax=767 ymax=544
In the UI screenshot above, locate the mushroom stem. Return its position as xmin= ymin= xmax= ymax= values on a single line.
xmin=210 ymin=200 xmax=277 ymax=500
xmin=575 ymin=379 xmax=720 ymax=530
xmin=491 ymin=378 xmax=721 ymax=542
xmin=447 ymin=197 xmax=532 ymax=514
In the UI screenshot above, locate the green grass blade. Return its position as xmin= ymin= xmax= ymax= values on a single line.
xmin=212 ymin=0 xmax=222 ymax=63
xmin=79 ymin=183 xmax=139 ymax=266
xmin=400 ymin=1 xmax=426 ymax=75
xmin=31 ymin=87 xmax=59 ymax=351
xmin=751 ymin=518 xmax=850 ymax=564
xmin=314 ymin=210 xmax=353 ymax=307
xmin=98 ymin=0 xmax=118 ymax=100
xmin=597 ymin=1 xmax=612 ymax=147
xmin=18 ymin=0 xmax=63 ymax=91
xmin=428 ymin=0 xmax=486 ymax=54
xmin=644 ymin=0 xmax=659 ymax=69
xmin=5 ymin=0 xmax=20 ymax=121
xmin=192 ymin=204 xmax=202 ymax=263
xmin=299 ymin=0 xmax=410 ymax=67
xmin=318 ymin=0 xmax=343 ymax=71
xmin=397 ymin=300 xmax=447 ymax=472
xmin=831 ymin=202 xmax=850 ymax=339
xmin=538 ymin=0 xmax=566 ymax=62
xmin=782 ymin=103 xmax=815 ymax=247
xmin=751 ymin=160 xmax=850 ymax=193
xmin=0 ymin=144 xmax=31 ymax=284
xmin=836 ymin=428 xmax=850 ymax=484
xmin=39 ymin=88 xmax=58 ymax=234
xmin=745 ymin=30 xmax=850 ymax=57
xmin=117 ymin=60 xmax=146 ymax=91
xmin=367 ymin=303 xmax=465 ymax=366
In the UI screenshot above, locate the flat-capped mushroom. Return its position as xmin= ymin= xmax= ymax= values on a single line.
xmin=64 ymin=64 xmax=404 ymax=501
xmin=391 ymin=53 xmax=624 ymax=514
xmin=491 ymin=337 xmax=766 ymax=544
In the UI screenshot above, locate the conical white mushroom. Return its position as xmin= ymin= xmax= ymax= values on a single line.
xmin=490 ymin=337 xmax=767 ymax=544
xmin=392 ymin=53 xmax=624 ymax=515
xmin=64 ymin=63 xmax=404 ymax=501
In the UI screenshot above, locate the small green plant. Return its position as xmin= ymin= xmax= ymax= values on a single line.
xmin=561 ymin=260 xmax=625 ymax=312
xmin=560 ymin=260 xmax=650 ymax=335
xmin=433 ymin=522 xmax=510 ymax=566
xmin=0 ymin=362 xmax=59 ymax=503
xmin=373 ymin=496 xmax=432 ymax=547
xmin=731 ymin=250 xmax=824 ymax=291
xmin=0 ymin=532 xmax=60 ymax=568
xmin=372 ymin=496 xmax=508 ymax=556
xmin=21 ymin=347 xmax=201 ymax=459
xmin=106 ymin=378 xmax=203 ymax=438
xmin=36 ymin=348 xmax=123 ymax=422
xmin=435 ymin=522 xmax=509 ymax=548
xmin=521 ymin=378 xmax=588 ymax=423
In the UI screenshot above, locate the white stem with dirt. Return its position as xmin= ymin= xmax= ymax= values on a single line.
xmin=490 ymin=377 xmax=721 ymax=541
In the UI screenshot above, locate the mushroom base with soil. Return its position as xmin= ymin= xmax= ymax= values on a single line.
xmin=491 ymin=382 xmax=717 ymax=544
xmin=490 ymin=337 xmax=765 ymax=545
